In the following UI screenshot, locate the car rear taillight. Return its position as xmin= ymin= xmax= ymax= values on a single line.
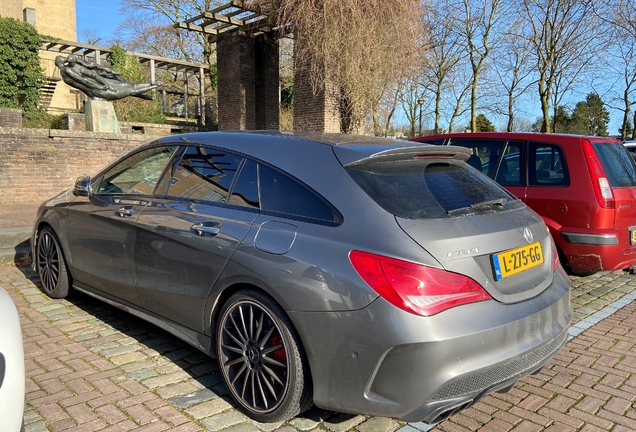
xmin=349 ymin=250 xmax=491 ymax=316
xmin=582 ymin=140 xmax=614 ymax=209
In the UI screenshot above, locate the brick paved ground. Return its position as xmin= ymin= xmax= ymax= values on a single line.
xmin=2 ymin=262 xmax=636 ymax=432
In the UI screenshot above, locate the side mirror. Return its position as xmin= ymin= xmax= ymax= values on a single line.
xmin=73 ymin=176 xmax=93 ymax=197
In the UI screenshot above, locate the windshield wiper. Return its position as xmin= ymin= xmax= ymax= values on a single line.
xmin=447 ymin=198 xmax=507 ymax=215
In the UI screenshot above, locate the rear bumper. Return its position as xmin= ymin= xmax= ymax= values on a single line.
xmin=289 ymin=267 xmax=572 ymax=423
xmin=561 ymin=232 xmax=617 ymax=245
xmin=557 ymin=230 xmax=636 ymax=273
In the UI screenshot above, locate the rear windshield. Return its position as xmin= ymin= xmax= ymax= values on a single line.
xmin=346 ymin=159 xmax=523 ymax=219
xmin=592 ymin=142 xmax=636 ymax=187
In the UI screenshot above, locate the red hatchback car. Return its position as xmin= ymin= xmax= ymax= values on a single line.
xmin=412 ymin=132 xmax=636 ymax=275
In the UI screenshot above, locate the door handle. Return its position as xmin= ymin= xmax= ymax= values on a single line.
xmin=191 ymin=223 xmax=221 ymax=237
xmin=116 ymin=207 xmax=134 ymax=217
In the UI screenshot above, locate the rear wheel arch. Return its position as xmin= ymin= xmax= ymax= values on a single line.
xmin=214 ymin=286 xmax=314 ymax=421
xmin=209 ymin=284 xmax=311 ymax=363
xmin=209 ymin=282 xmax=296 ymax=338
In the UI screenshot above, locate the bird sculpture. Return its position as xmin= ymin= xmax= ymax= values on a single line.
xmin=55 ymin=54 xmax=160 ymax=101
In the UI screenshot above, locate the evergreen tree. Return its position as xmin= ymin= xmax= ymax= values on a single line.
xmin=552 ymin=106 xmax=572 ymax=133
xmin=475 ymin=113 xmax=496 ymax=132
xmin=571 ymin=93 xmax=609 ymax=136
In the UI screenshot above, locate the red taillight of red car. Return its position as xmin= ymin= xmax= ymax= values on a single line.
xmin=582 ymin=140 xmax=615 ymax=209
xmin=349 ymin=250 xmax=491 ymax=316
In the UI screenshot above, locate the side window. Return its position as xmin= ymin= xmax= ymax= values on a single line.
xmin=447 ymin=138 xmax=507 ymax=177
xmin=167 ymin=146 xmax=242 ymax=203
xmin=259 ymin=164 xmax=335 ymax=222
xmin=529 ymin=143 xmax=569 ymax=186
xmin=96 ymin=146 xmax=176 ymax=195
xmin=229 ymin=159 xmax=260 ymax=209
xmin=495 ymin=142 xmax=523 ymax=186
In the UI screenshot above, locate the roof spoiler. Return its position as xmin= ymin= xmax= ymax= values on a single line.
xmin=345 ymin=145 xmax=472 ymax=168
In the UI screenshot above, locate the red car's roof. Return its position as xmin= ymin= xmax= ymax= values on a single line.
xmin=411 ymin=132 xmax=620 ymax=144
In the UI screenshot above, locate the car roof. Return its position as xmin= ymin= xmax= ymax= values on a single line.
xmin=124 ymin=131 xmax=440 ymax=186
xmin=137 ymin=131 xmax=437 ymax=170
xmin=151 ymin=131 xmax=409 ymax=148
xmin=413 ymin=132 xmax=621 ymax=143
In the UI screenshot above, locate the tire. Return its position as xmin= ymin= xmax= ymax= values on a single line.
xmin=216 ymin=289 xmax=312 ymax=423
xmin=36 ymin=226 xmax=70 ymax=299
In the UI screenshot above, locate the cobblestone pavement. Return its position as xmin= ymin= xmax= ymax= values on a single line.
xmin=3 ymin=263 xmax=636 ymax=432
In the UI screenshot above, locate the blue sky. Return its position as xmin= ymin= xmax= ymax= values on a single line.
xmin=75 ymin=0 xmax=123 ymax=43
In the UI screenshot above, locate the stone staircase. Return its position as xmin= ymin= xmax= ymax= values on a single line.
xmin=39 ymin=77 xmax=61 ymax=109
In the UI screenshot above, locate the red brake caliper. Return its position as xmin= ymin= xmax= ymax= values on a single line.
xmin=271 ymin=335 xmax=287 ymax=362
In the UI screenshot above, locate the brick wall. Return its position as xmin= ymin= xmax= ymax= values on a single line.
xmin=293 ymin=37 xmax=341 ymax=133
xmin=0 ymin=128 xmax=152 ymax=203
xmin=255 ymin=33 xmax=280 ymax=130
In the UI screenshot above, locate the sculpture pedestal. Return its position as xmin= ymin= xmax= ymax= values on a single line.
xmin=85 ymin=99 xmax=121 ymax=133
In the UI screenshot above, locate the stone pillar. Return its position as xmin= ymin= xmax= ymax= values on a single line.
xmin=255 ymin=33 xmax=280 ymax=130
xmin=23 ymin=8 xmax=36 ymax=26
xmin=217 ymin=32 xmax=256 ymax=131
xmin=293 ymin=37 xmax=340 ymax=133
xmin=85 ymin=100 xmax=121 ymax=133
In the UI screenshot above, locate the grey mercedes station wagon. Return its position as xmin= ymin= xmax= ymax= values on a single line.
xmin=32 ymin=131 xmax=572 ymax=424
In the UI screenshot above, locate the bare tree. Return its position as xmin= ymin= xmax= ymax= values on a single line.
xmin=492 ymin=15 xmax=535 ymax=132
xmin=118 ymin=0 xmax=214 ymax=61
xmin=420 ymin=1 xmax=467 ymax=134
xmin=521 ymin=0 xmax=600 ymax=133
xmin=594 ymin=0 xmax=636 ymax=139
xmin=369 ymin=79 xmax=402 ymax=137
xmin=446 ymin=61 xmax=472 ymax=132
xmin=78 ymin=29 xmax=103 ymax=45
xmin=271 ymin=0 xmax=426 ymax=132
xmin=118 ymin=0 xmax=221 ymax=91
xmin=457 ymin=0 xmax=507 ymax=131
xmin=399 ymin=75 xmax=428 ymax=137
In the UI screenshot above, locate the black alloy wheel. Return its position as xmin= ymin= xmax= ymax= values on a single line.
xmin=37 ymin=227 xmax=70 ymax=299
xmin=217 ymin=290 xmax=310 ymax=422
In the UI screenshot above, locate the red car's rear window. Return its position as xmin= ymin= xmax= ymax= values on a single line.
xmin=592 ymin=142 xmax=636 ymax=188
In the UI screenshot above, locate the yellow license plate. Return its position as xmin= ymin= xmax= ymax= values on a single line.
xmin=631 ymin=230 xmax=636 ymax=245
xmin=492 ymin=242 xmax=544 ymax=280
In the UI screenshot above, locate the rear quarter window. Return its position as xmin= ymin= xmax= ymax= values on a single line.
xmin=259 ymin=165 xmax=339 ymax=224
xmin=346 ymin=160 xmax=522 ymax=219
xmin=592 ymin=142 xmax=636 ymax=187
xmin=529 ymin=143 xmax=569 ymax=186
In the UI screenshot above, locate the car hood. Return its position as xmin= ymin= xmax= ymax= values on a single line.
xmin=395 ymin=207 xmax=555 ymax=304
